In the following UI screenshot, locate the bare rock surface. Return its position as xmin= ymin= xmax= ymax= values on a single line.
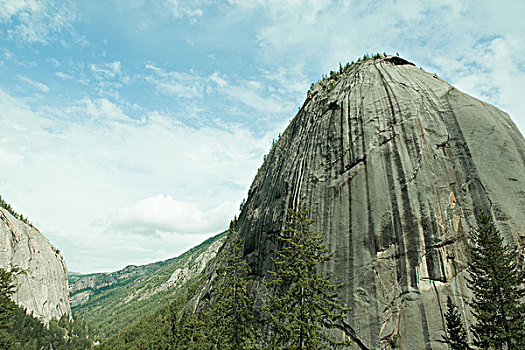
xmin=0 ymin=207 xmax=70 ymax=323
xmin=236 ymin=56 xmax=525 ymax=349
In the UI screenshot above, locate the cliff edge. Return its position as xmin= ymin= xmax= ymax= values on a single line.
xmin=0 ymin=207 xmax=71 ymax=323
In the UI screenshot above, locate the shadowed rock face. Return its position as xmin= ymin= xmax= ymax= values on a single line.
xmin=236 ymin=57 xmax=525 ymax=349
xmin=0 ymin=208 xmax=70 ymax=323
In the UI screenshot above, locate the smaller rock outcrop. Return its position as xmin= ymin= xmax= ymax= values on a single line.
xmin=0 ymin=207 xmax=71 ymax=323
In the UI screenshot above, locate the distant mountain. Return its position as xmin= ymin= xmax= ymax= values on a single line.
xmin=0 ymin=201 xmax=70 ymax=324
xmin=69 ymin=232 xmax=225 ymax=338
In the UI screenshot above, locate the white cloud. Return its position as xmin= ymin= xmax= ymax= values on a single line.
xmin=0 ymin=0 xmax=37 ymax=20
xmin=55 ymin=71 xmax=72 ymax=79
xmin=163 ymin=0 xmax=204 ymax=22
xmin=144 ymin=65 xmax=297 ymax=115
xmin=90 ymin=61 xmax=122 ymax=79
xmin=17 ymin=75 xmax=50 ymax=93
xmin=432 ymin=36 xmax=525 ymax=133
xmin=111 ymin=194 xmax=236 ymax=234
xmin=145 ymin=64 xmax=205 ymax=99
xmin=46 ymin=57 xmax=60 ymax=67
xmin=225 ymin=84 xmax=285 ymax=114
xmin=210 ymin=71 xmax=227 ymax=87
xmin=83 ymin=98 xmax=129 ymax=121
xmin=86 ymin=60 xmax=130 ymax=98
xmin=225 ymin=0 xmax=525 ymax=132
xmin=0 ymin=87 xmax=267 ymax=271
xmin=0 ymin=0 xmax=77 ymax=44
xmin=262 ymin=63 xmax=309 ymax=96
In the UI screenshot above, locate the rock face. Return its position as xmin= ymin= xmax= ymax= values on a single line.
xmin=236 ymin=56 xmax=525 ymax=349
xmin=0 ymin=207 xmax=71 ymax=323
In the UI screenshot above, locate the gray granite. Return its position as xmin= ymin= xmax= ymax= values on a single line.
xmin=0 ymin=207 xmax=70 ymax=323
xmin=233 ymin=56 xmax=525 ymax=349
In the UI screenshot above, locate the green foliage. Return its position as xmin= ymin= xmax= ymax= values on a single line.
xmin=71 ymin=232 xmax=225 ymax=339
xmin=9 ymin=310 xmax=95 ymax=350
xmin=0 ymin=195 xmax=32 ymax=226
xmin=444 ymin=296 xmax=470 ymax=350
xmin=102 ymin=278 xmax=199 ymax=350
xmin=0 ymin=268 xmax=17 ymax=348
xmin=158 ymin=220 xmax=258 ymax=350
xmin=174 ymin=312 xmax=209 ymax=350
xmin=201 ymin=221 xmax=257 ymax=349
xmin=467 ymin=214 xmax=525 ymax=349
xmin=239 ymin=198 xmax=246 ymax=211
xmin=262 ymin=134 xmax=281 ymax=165
xmin=308 ymin=52 xmax=389 ymax=92
xmin=0 ymin=268 xmax=95 ymax=350
xmin=264 ymin=204 xmax=351 ymax=349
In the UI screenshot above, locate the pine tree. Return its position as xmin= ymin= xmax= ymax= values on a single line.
xmin=204 ymin=220 xmax=257 ymax=350
xmin=467 ymin=214 xmax=525 ymax=350
xmin=175 ymin=312 xmax=209 ymax=350
xmin=265 ymin=204 xmax=351 ymax=349
xmin=444 ymin=296 xmax=470 ymax=350
xmin=162 ymin=300 xmax=180 ymax=349
xmin=0 ymin=268 xmax=16 ymax=349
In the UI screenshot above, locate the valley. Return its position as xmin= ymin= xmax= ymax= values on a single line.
xmin=1 ymin=54 xmax=524 ymax=349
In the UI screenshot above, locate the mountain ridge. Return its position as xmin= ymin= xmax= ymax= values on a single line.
xmin=70 ymin=232 xmax=226 ymax=337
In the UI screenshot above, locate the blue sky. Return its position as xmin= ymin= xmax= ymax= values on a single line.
xmin=1 ymin=0 xmax=524 ymax=273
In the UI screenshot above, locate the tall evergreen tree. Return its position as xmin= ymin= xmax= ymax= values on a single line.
xmin=0 ymin=268 xmax=16 ymax=349
xmin=175 ymin=312 xmax=209 ymax=350
xmin=265 ymin=204 xmax=351 ymax=349
xmin=444 ymin=296 xmax=470 ymax=350
xmin=204 ymin=220 xmax=257 ymax=350
xmin=162 ymin=300 xmax=181 ymax=350
xmin=467 ymin=214 xmax=525 ymax=350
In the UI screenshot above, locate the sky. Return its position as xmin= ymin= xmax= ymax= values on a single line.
xmin=0 ymin=0 xmax=524 ymax=273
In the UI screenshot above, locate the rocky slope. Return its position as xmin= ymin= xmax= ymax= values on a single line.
xmin=234 ymin=56 xmax=525 ymax=349
xmin=0 ymin=207 xmax=71 ymax=323
xmin=70 ymin=232 xmax=225 ymax=337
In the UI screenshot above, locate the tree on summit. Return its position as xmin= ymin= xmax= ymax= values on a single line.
xmin=265 ymin=204 xmax=351 ymax=349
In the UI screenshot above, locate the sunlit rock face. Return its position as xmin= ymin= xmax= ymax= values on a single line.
xmin=0 ymin=207 xmax=71 ymax=323
xmin=236 ymin=56 xmax=525 ymax=349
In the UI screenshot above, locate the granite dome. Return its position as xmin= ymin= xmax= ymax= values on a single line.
xmin=234 ymin=56 xmax=525 ymax=349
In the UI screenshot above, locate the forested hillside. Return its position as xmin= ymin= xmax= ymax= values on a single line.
xmin=70 ymin=233 xmax=225 ymax=338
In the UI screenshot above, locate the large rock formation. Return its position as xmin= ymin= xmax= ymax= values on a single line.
xmin=236 ymin=56 xmax=525 ymax=349
xmin=0 ymin=207 xmax=71 ymax=323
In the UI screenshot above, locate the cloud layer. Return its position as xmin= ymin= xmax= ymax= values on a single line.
xmin=0 ymin=0 xmax=523 ymax=272
xmin=0 ymin=87 xmax=269 ymax=271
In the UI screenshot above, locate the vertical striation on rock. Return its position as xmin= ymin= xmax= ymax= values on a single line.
xmin=0 ymin=207 xmax=71 ymax=323
xmin=235 ymin=56 xmax=525 ymax=349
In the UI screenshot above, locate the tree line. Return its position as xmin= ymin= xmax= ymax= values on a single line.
xmin=1 ymin=205 xmax=524 ymax=349
xmin=103 ymin=206 xmax=524 ymax=349
xmin=0 ymin=196 xmax=32 ymax=226
xmin=0 ymin=268 xmax=95 ymax=349
xmin=137 ymin=204 xmax=352 ymax=349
